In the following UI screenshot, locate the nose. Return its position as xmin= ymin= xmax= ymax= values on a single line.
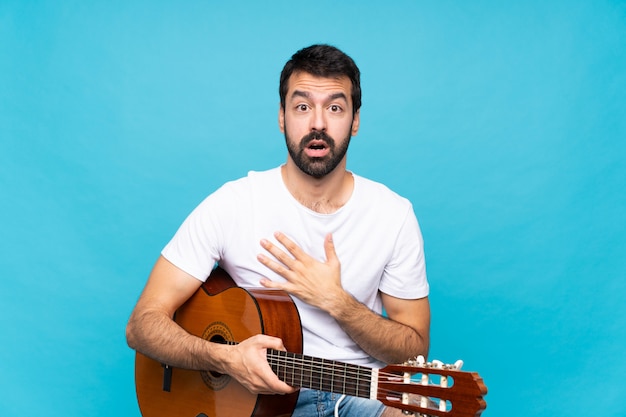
xmin=310 ymin=108 xmax=327 ymax=132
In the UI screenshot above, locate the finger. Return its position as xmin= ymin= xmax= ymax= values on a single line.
xmin=271 ymin=380 xmax=298 ymax=394
xmin=250 ymin=365 xmax=296 ymax=395
xmin=258 ymin=276 xmax=286 ymax=290
xmin=257 ymin=252 xmax=294 ymax=279
xmin=251 ymin=333 xmax=286 ymax=350
xmin=273 ymin=231 xmax=307 ymax=260
xmin=260 ymin=238 xmax=297 ymax=268
xmin=323 ymin=233 xmax=339 ymax=265
xmin=250 ymin=336 xmax=296 ymax=394
xmin=259 ymin=377 xmax=297 ymax=395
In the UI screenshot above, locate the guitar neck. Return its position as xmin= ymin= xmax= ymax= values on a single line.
xmin=267 ymin=349 xmax=375 ymax=399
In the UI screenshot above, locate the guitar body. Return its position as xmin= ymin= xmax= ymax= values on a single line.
xmin=135 ymin=267 xmax=303 ymax=417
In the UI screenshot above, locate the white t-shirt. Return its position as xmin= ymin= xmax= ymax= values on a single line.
xmin=162 ymin=167 xmax=428 ymax=368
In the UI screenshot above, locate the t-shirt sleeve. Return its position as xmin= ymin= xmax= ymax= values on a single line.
xmin=161 ymin=187 xmax=231 ymax=282
xmin=378 ymin=205 xmax=429 ymax=299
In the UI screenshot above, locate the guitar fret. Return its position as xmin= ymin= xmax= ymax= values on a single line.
xmin=267 ymin=349 xmax=372 ymax=398
xmin=327 ymin=359 xmax=337 ymax=393
xmin=318 ymin=358 xmax=325 ymax=391
xmin=309 ymin=354 xmax=313 ymax=389
xmin=342 ymin=362 xmax=347 ymax=395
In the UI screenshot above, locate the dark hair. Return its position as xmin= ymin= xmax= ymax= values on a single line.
xmin=279 ymin=44 xmax=361 ymax=114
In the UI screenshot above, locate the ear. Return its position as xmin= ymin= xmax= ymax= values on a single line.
xmin=351 ymin=109 xmax=361 ymax=136
xmin=278 ymin=104 xmax=285 ymax=133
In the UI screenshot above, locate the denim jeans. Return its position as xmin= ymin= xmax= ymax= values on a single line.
xmin=290 ymin=389 xmax=385 ymax=417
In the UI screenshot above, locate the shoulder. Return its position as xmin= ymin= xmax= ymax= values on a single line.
xmin=352 ymin=173 xmax=413 ymax=210
xmin=246 ymin=166 xmax=282 ymax=186
xmin=208 ymin=166 xmax=281 ymax=200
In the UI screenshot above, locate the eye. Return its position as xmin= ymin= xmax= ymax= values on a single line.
xmin=329 ymin=104 xmax=342 ymax=113
xmin=296 ymin=104 xmax=309 ymax=112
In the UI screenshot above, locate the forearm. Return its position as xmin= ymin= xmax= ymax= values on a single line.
xmin=126 ymin=308 xmax=229 ymax=372
xmin=126 ymin=307 xmax=295 ymax=395
xmin=328 ymin=294 xmax=429 ymax=365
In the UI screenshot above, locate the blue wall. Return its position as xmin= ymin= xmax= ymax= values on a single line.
xmin=1 ymin=1 xmax=625 ymax=416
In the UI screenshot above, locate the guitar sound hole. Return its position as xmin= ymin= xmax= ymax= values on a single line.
xmin=211 ymin=334 xmax=228 ymax=344
xmin=200 ymin=321 xmax=234 ymax=390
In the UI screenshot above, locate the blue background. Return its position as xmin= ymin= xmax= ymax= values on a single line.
xmin=2 ymin=1 xmax=625 ymax=416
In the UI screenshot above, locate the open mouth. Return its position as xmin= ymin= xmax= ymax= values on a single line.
xmin=309 ymin=142 xmax=327 ymax=150
xmin=305 ymin=140 xmax=330 ymax=157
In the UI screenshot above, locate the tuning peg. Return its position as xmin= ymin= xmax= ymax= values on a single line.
xmin=443 ymin=359 xmax=463 ymax=371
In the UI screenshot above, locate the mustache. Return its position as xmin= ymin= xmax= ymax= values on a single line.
xmin=300 ymin=131 xmax=335 ymax=148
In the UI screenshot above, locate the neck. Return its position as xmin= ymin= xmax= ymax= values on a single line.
xmin=267 ymin=348 xmax=374 ymax=398
xmin=281 ymin=161 xmax=353 ymax=214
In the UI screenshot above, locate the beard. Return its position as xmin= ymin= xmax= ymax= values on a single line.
xmin=284 ymin=127 xmax=352 ymax=179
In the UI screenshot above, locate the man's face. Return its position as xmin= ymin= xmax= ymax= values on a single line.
xmin=279 ymin=72 xmax=360 ymax=178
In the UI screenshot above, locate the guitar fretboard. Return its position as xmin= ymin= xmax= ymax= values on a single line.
xmin=266 ymin=349 xmax=374 ymax=399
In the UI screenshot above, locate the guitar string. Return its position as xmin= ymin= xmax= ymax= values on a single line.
xmin=266 ymin=351 xmax=369 ymax=393
xmin=267 ymin=356 xmax=452 ymax=414
xmin=224 ymin=343 xmax=468 ymax=411
xmin=266 ymin=349 xmax=453 ymax=383
xmin=228 ymin=342 xmax=456 ymax=389
xmin=266 ymin=351 xmax=454 ymax=386
xmin=265 ymin=350 xmax=458 ymax=410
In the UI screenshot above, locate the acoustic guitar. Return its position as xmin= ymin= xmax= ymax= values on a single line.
xmin=135 ymin=267 xmax=487 ymax=417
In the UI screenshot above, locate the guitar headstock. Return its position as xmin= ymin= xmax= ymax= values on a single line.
xmin=377 ymin=356 xmax=487 ymax=417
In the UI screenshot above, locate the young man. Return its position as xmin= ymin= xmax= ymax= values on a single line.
xmin=126 ymin=44 xmax=430 ymax=417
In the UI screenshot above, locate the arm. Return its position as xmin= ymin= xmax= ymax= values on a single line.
xmin=257 ymin=232 xmax=430 ymax=364
xmin=126 ymin=255 xmax=294 ymax=394
xmin=330 ymin=292 xmax=430 ymax=364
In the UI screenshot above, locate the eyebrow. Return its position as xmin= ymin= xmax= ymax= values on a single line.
xmin=291 ymin=90 xmax=348 ymax=102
